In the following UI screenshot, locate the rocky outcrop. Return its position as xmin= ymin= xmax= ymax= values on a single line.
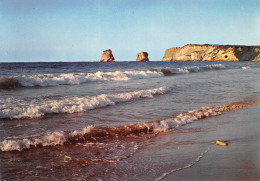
xmin=162 ymin=44 xmax=260 ymax=61
xmin=136 ymin=52 xmax=149 ymax=62
xmin=100 ymin=49 xmax=115 ymax=62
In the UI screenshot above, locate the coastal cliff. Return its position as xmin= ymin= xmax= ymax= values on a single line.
xmin=162 ymin=44 xmax=260 ymax=61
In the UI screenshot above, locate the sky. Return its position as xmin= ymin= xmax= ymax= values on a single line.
xmin=0 ymin=0 xmax=259 ymax=62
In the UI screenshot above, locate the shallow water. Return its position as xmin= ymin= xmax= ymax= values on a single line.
xmin=0 ymin=61 xmax=259 ymax=180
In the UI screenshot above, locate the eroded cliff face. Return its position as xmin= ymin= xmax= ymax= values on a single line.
xmin=100 ymin=49 xmax=115 ymax=62
xmin=162 ymin=44 xmax=260 ymax=62
xmin=136 ymin=52 xmax=149 ymax=62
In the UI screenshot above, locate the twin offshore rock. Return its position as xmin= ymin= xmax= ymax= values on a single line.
xmin=100 ymin=49 xmax=115 ymax=62
xmin=100 ymin=50 xmax=150 ymax=62
xmin=136 ymin=52 xmax=149 ymax=62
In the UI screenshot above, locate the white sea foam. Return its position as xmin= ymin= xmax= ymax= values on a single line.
xmin=0 ymin=106 xmax=221 ymax=152
xmin=241 ymin=66 xmax=250 ymax=69
xmin=143 ymin=106 xmax=223 ymax=132
xmin=0 ymin=87 xmax=167 ymax=119
xmin=165 ymin=64 xmax=226 ymax=74
xmin=0 ymin=64 xmax=226 ymax=89
xmin=0 ymin=107 xmax=210 ymax=152
xmin=1 ymin=101 xmax=254 ymax=152
xmin=16 ymin=70 xmax=164 ymax=87
xmin=0 ymin=125 xmax=94 ymax=152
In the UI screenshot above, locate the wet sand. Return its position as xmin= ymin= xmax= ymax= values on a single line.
xmin=164 ymin=105 xmax=260 ymax=181
xmin=93 ymin=103 xmax=260 ymax=180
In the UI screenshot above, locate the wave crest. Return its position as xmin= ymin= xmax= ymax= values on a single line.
xmin=0 ymin=87 xmax=167 ymax=120
xmin=1 ymin=99 xmax=258 ymax=152
xmin=160 ymin=64 xmax=226 ymax=75
xmin=0 ymin=77 xmax=20 ymax=89
xmin=16 ymin=70 xmax=163 ymax=87
xmin=0 ymin=126 xmax=94 ymax=152
xmin=0 ymin=64 xmax=226 ymax=89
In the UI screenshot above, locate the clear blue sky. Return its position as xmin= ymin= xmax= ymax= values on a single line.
xmin=0 ymin=0 xmax=259 ymax=62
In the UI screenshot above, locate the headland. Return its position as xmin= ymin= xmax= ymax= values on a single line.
xmin=162 ymin=44 xmax=260 ymax=62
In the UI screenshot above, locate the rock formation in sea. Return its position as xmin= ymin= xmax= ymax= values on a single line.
xmin=161 ymin=44 xmax=260 ymax=61
xmin=136 ymin=52 xmax=149 ymax=62
xmin=100 ymin=49 xmax=115 ymax=62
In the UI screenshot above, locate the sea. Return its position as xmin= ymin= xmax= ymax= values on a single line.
xmin=0 ymin=61 xmax=259 ymax=180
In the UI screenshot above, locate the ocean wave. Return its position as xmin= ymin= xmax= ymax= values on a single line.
xmin=0 ymin=87 xmax=167 ymax=120
xmin=1 ymin=99 xmax=257 ymax=152
xmin=0 ymin=77 xmax=21 ymax=89
xmin=159 ymin=64 xmax=226 ymax=75
xmin=0 ymin=125 xmax=94 ymax=152
xmin=0 ymin=64 xmax=250 ymax=90
xmin=0 ymin=70 xmax=164 ymax=89
xmin=0 ymin=64 xmax=225 ymax=89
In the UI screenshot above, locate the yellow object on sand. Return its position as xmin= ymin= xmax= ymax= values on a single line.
xmin=216 ymin=140 xmax=228 ymax=146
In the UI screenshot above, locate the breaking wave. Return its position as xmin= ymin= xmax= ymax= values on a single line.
xmin=159 ymin=64 xmax=226 ymax=75
xmin=0 ymin=125 xmax=94 ymax=152
xmin=0 ymin=77 xmax=20 ymax=89
xmin=1 ymin=99 xmax=258 ymax=152
xmin=0 ymin=87 xmax=167 ymax=120
xmin=0 ymin=70 xmax=164 ymax=89
xmin=0 ymin=64 xmax=227 ymax=89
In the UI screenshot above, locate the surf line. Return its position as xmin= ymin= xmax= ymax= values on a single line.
xmin=155 ymin=147 xmax=211 ymax=181
xmin=170 ymin=97 xmax=260 ymax=123
xmin=154 ymin=97 xmax=259 ymax=180
xmin=1 ymin=97 xmax=259 ymax=152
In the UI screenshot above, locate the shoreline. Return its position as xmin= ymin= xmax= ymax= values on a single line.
xmin=164 ymin=106 xmax=260 ymax=180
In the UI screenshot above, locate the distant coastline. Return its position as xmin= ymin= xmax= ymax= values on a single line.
xmin=1 ymin=44 xmax=260 ymax=63
xmin=162 ymin=44 xmax=260 ymax=62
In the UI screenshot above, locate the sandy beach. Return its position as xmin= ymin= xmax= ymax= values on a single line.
xmin=86 ymin=102 xmax=260 ymax=181
xmin=163 ymin=105 xmax=260 ymax=181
